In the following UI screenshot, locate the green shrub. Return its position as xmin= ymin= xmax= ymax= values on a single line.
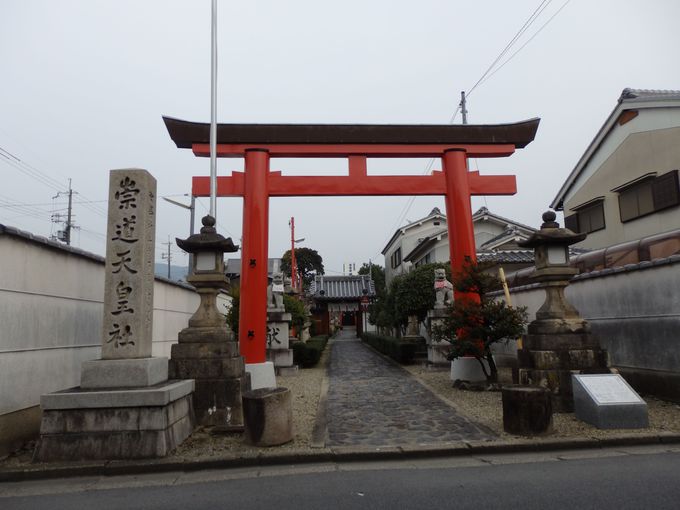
xmin=292 ymin=335 xmax=329 ymax=368
xmin=361 ymin=333 xmax=416 ymax=364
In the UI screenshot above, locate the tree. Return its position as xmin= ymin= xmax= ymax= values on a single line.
xmin=394 ymin=263 xmax=450 ymax=325
xmin=368 ymin=262 xmax=449 ymax=333
xmin=358 ymin=263 xmax=385 ymax=296
xmin=281 ymin=247 xmax=324 ymax=288
xmin=432 ymin=260 xmax=528 ymax=383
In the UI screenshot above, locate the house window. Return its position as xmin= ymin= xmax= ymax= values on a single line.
xmin=564 ymin=200 xmax=605 ymax=234
xmin=616 ymin=170 xmax=679 ymax=223
xmin=390 ymin=247 xmax=402 ymax=269
xmin=414 ymin=252 xmax=431 ymax=268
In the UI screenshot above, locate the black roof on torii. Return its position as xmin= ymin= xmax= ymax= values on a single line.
xmin=162 ymin=116 xmax=540 ymax=149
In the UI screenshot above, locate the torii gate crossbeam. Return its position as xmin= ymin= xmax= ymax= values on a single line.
xmin=164 ymin=117 xmax=540 ymax=365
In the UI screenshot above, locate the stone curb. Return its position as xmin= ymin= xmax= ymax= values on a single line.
xmin=2 ymin=432 xmax=679 ymax=483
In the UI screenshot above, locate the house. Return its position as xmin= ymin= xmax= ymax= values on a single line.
xmin=382 ymin=207 xmax=447 ymax=284
xmin=382 ymin=206 xmax=536 ymax=282
xmin=308 ymin=275 xmax=376 ymax=336
xmin=551 ymin=88 xmax=680 ymax=250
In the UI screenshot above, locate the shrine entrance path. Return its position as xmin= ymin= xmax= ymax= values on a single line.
xmin=325 ymin=329 xmax=495 ymax=447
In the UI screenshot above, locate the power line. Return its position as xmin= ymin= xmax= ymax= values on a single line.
xmin=195 ymin=197 xmax=235 ymax=238
xmin=373 ymin=0 xmax=569 ymax=262
xmin=467 ymin=0 xmax=553 ymax=98
xmin=477 ymin=0 xmax=571 ymax=89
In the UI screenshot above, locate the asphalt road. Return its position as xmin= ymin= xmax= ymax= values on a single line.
xmin=2 ymin=445 xmax=680 ymax=509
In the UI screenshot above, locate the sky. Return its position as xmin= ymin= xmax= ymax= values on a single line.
xmin=1 ymin=0 xmax=679 ymax=277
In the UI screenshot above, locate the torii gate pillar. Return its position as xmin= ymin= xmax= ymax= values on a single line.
xmin=240 ymin=149 xmax=270 ymax=365
xmin=443 ymin=149 xmax=476 ymax=278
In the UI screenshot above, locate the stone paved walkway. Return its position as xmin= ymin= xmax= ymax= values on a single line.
xmin=325 ymin=329 xmax=495 ymax=447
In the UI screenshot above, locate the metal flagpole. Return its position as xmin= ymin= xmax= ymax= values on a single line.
xmin=209 ymin=0 xmax=218 ymax=219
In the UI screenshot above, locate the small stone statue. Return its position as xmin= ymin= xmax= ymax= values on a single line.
xmin=267 ymin=272 xmax=285 ymax=312
xmin=434 ymin=268 xmax=454 ymax=309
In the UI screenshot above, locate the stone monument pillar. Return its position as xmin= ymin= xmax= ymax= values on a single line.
xmin=426 ymin=268 xmax=453 ymax=365
xmin=517 ymin=211 xmax=610 ymax=412
xmin=35 ymin=169 xmax=195 ymax=461
xmin=266 ymin=272 xmax=295 ymax=371
xmin=169 ymin=215 xmax=249 ymax=431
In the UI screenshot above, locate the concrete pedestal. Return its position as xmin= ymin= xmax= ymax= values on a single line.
xmin=246 ymin=361 xmax=277 ymax=390
xmin=427 ymin=308 xmax=452 ymax=366
xmin=242 ymin=387 xmax=293 ymax=446
xmin=267 ymin=312 xmax=294 ymax=369
xmin=34 ymin=380 xmax=195 ymax=462
xmin=451 ymin=357 xmax=489 ymax=383
xmin=81 ymin=357 xmax=169 ymax=389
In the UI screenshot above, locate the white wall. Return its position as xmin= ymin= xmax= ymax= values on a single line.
xmin=0 ymin=229 xmax=200 ymax=419
xmin=495 ymin=256 xmax=680 ymax=389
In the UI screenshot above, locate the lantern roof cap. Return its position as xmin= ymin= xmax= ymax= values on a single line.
xmin=518 ymin=211 xmax=586 ymax=248
xmin=176 ymin=215 xmax=239 ymax=254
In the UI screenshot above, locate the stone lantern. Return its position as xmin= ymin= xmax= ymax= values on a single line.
xmin=176 ymin=215 xmax=235 ymax=329
xmin=516 ymin=211 xmax=609 ymax=412
xmin=169 ymin=215 xmax=250 ymax=431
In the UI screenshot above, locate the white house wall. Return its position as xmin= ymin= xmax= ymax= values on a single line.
xmin=565 ymin=124 xmax=680 ymax=249
xmin=0 ymin=232 xmax=201 ymax=452
xmin=565 ymin=107 xmax=680 ymax=206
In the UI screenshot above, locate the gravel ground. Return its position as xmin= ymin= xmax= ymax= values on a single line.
xmin=3 ymin=341 xmax=680 ymax=468
xmin=402 ymin=363 xmax=680 ymax=439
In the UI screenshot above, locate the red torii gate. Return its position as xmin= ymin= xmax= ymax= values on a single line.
xmin=163 ymin=117 xmax=540 ymax=365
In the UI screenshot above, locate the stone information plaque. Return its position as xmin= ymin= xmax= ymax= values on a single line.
xmin=581 ymin=375 xmax=643 ymax=404
xmin=572 ymin=374 xmax=648 ymax=429
xmin=101 ymin=169 xmax=157 ymax=359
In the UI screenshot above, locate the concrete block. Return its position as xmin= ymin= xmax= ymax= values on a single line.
xmin=502 ymin=385 xmax=553 ymax=436
xmin=451 ymin=357 xmax=488 ymax=383
xmin=277 ymin=366 xmax=299 ymax=376
xmin=246 ymin=361 xmax=277 ymax=390
xmin=80 ymin=357 xmax=168 ymax=389
xmin=427 ymin=341 xmax=451 ymax=366
xmin=40 ymin=380 xmax=194 ymax=410
xmin=34 ymin=394 xmax=195 ymax=461
xmin=267 ymin=320 xmax=291 ymax=350
xmin=572 ymin=374 xmax=649 ymax=429
xmin=242 ymin=387 xmax=293 ymax=446
xmin=267 ymin=348 xmax=294 ymax=368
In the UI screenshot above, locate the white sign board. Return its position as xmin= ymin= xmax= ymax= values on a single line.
xmin=575 ymin=374 xmax=643 ymax=405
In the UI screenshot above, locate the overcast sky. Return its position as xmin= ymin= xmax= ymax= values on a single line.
xmin=2 ymin=0 xmax=679 ymax=276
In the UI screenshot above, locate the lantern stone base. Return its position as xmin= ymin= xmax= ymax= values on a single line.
xmin=518 ymin=331 xmax=610 ymax=412
xmin=169 ymin=327 xmax=248 ymax=431
xmin=246 ymin=361 xmax=277 ymax=390
xmin=34 ymin=380 xmax=195 ymax=462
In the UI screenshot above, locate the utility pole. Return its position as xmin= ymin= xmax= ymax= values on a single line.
xmin=460 ymin=91 xmax=468 ymax=125
xmin=65 ymin=178 xmax=73 ymax=245
xmin=290 ymin=217 xmax=297 ymax=292
xmin=162 ymin=237 xmax=172 ymax=279
xmin=52 ymin=178 xmax=76 ymax=245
